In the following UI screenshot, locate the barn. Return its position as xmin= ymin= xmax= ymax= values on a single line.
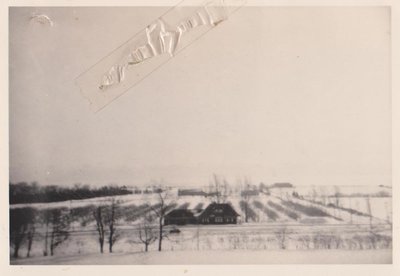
xmin=164 ymin=203 xmax=240 ymax=225
xmin=164 ymin=209 xmax=197 ymax=225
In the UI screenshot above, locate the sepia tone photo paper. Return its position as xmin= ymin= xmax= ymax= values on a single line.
xmin=1 ymin=0 xmax=400 ymax=275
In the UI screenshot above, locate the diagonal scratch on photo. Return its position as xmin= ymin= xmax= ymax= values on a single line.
xmin=9 ymin=3 xmax=391 ymax=265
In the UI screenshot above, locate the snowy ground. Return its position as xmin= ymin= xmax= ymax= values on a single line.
xmin=10 ymin=249 xmax=392 ymax=265
xmin=10 ymin=185 xmax=392 ymax=264
xmin=11 ymin=220 xmax=392 ymax=260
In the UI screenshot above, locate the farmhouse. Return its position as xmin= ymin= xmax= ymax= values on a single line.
xmin=198 ymin=203 xmax=240 ymax=224
xmin=164 ymin=203 xmax=240 ymax=225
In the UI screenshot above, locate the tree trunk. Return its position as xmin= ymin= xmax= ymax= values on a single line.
xmin=13 ymin=244 xmax=20 ymax=258
xmin=109 ymin=224 xmax=114 ymax=253
xmin=99 ymin=237 xmax=104 ymax=253
xmin=26 ymin=234 xmax=33 ymax=257
xmin=108 ymin=201 xmax=117 ymax=253
xmin=109 ymin=227 xmax=113 ymax=253
xmin=158 ymin=217 xmax=163 ymax=251
xmin=43 ymin=223 xmax=49 ymax=256
xmin=108 ymin=224 xmax=114 ymax=253
xmin=95 ymin=207 xmax=105 ymax=253
xmin=145 ymin=243 xmax=148 ymax=252
xmin=245 ymin=201 xmax=248 ymax=223
xmin=50 ymin=231 xmax=55 ymax=256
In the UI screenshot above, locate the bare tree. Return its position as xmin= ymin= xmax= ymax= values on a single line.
xmin=366 ymin=196 xmax=373 ymax=231
xmin=334 ymin=186 xmax=341 ymax=218
xmin=209 ymin=174 xmax=222 ymax=203
xmin=298 ymin=235 xmax=311 ymax=249
xmin=222 ymin=178 xmax=230 ymax=201
xmin=26 ymin=222 xmax=36 ymax=257
xmin=353 ymin=235 xmax=365 ymax=250
xmin=319 ymin=186 xmax=327 ymax=205
xmin=348 ymin=197 xmax=353 ymax=224
xmin=275 ymin=227 xmax=287 ymax=250
xmin=384 ymin=201 xmax=392 ymax=228
xmin=93 ymin=205 xmax=106 ymax=253
xmin=207 ymin=174 xmax=231 ymax=203
xmin=42 ymin=210 xmax=50 ymax=256
xmin=10 ymin=207 xmax=36 ymax=258
xmin=41 ymin=208 xmax=70 ymax=256
xmin=105 ymin=198 xmax=121 ymax=253
xmin=150 ymin=189 xmax=175 ymax=251
xmin=92 ymin=199 xmax=121 ymax=253
xmin=135 ymin=214 xmax=158 ymax=252
xmin=334 ymin=186 xmax=341 ymax=206
xmin=49 ymin=208 xmax=70 ymax=256
xmin=241 ymin=177 xmax=252 ymax=223
xmin=310 ymin=186 xmax=318 ymax=203
xmin=70 ymin=205 xmax=95 ymax=227
xmin=331 ymin=233 xmax=343 ymax=249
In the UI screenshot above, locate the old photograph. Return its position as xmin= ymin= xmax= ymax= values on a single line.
xmin=8 ymin=1 xmax=392 ymax=265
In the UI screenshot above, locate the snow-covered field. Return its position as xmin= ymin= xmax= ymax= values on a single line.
xmin=10 ymin=249 xmax=392 ymax=265
xmin=268 ymin=185 xmax=392 ymax=222
xmin=10 ymin=185 xmax=391 ymax=221
xmin=338 ymin=197 xmax=392 ymax=221
xmin=9 ymin=185 xmax=392 ymax=264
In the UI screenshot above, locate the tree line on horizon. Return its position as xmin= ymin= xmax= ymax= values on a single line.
xmin=9 ymin=182 xmax=132 ymax=204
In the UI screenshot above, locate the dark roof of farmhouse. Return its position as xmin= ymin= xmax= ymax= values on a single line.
xmin=165 ymin=209 xmax=196 ymax=218
xmin=166 ymin=203 xmax=240 ymax=218
xmin=199 ymin=203 xmax=240 ymax=217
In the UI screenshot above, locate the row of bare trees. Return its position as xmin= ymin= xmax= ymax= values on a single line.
xmin=80 ymin=190 xmax=175 ymax=254
xmin=92 ymin=199 xmax=120 ymax=253
xmin=10 ymin=190 xmax=176 ymax=258
xmin=91 ymin=192 xmax=173 ymax=254
xmin=10 ymin=207 xmax=70 ymax=258
xmin=10 ymin=208 xmax=36 ymax=258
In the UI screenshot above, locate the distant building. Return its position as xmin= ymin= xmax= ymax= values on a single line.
xmin=205 ymin=191 xmax=221 ymax=197
xmin=178 ymin=189 xmax=207 ymax=196
xmin=164 ymin=203 xmax=240 ymax=225
xmin=241 ymin=190 xmax=260 ymax=196
xmin=271 ymin=182 xmax=293 ymax=188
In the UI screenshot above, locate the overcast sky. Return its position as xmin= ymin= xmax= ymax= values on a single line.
xmin=9 ymin=6 xmax=391 ymax=187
